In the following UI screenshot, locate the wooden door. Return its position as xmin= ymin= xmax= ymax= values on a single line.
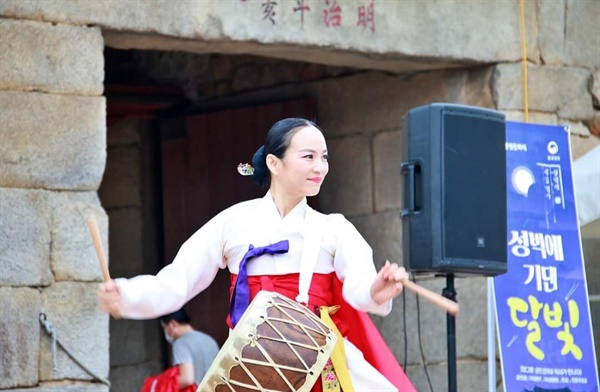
xmin=160 ymin=99 xmax=316 ymax=346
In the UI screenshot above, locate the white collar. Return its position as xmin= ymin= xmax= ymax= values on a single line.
xmin=262 ymin=191 xmax=307 ymax=221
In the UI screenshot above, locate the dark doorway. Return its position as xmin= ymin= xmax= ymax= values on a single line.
xmin=160 ymin=99 xmax=317 ymax=346
xmin=102 ymin=46 xmax=329 ymax=389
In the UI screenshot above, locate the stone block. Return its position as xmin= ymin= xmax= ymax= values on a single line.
xmin=109 ymin=318 xmax=163 ymax=375
xmin=0 ymin=287 xmax=40 ymax=389
xmin=493 ymin=64 xmax=594 ymax=120
xmin=586 ymin=113 xmax=600 ymax=137
xmin=0 ymin=188 xmax=53 ymax=286
xmin=591 ymin=301 xmax=600 ymax=370
xmin=453 ymin=276 xmax=489 ymax=358
xmin=319 ymin=134 xmax=372 ymax=216
xmin=503 ymin=110 xmax=559 ymax=125
xmin=505 ymin=112 xmax=594 ymax=140
xmin=581 ymin=219 xmax=600 ymax=239
xmin=0 ymin=91 xmax=106 ymax=190
xmin=143 ymin=319 xmax=164 ymax=364
xmin=570 ymin=134 xmax=600 ymax=161
xmin=109 ymin=360 xmax=164 ymax=392
xmin=110 ymin=319 xmax=150 ymax=367
xmin=105 ymin=207 xmax=144 ymax=278
xmin=455 ymin=67 xmax=496 ymax=109
xmin=593 ymin=70 xmax=600 ymax=106
xmin=373 ymin=129 xmax=402 ymax=212
xmin=582 ymin=237 xmax=600 ymax=295
xmin=0 ymin=19 xmax=103 ymax=95
xmin=406 ymin=360 xmax=492 ymax=392
xmin=50 ymin=191 xmax=108 ymax=282
xmin=351 ymin=210 xmax=402 ymax=268
xmin=404 ymin=362 xmax=446 ymax=392
xmin=10 ymin=383 xmax=108 ymax=392
xmin=382 ymin=275 xmax=488 ymax=364
xmin=504 ymin=112 xmax=594 ymax=139
xmin=368 ymin=294 xmax=411 ymax=366
xmin=377 ymin=276 xmax=448 ymax=365
xmin=232 ymin=62 xmax=287 ymax=93
xmin=99 ymin=145 xmax=142 ymax=209
xmin=106 ymin=118 xmax=142 ymax=147
xmin=372 ymin=270 xmax=487 ymax=369
xmin=317 ymin=69 xmax=493 ymax=139
xmin=565 ymin=0 xmax=600 ymax=68
xmin=40 ymin=282 xmax=109 ymax=382
xmin=538 ymin=0 xmax=565 ymax=65
xmin=564 ymin=120 xmax=591 ymax=137
xmin=316 ymin=72 xmax=414 ymax=138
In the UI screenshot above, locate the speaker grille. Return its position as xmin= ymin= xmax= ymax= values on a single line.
xmin=442 ymin=111 xmax=507 ymax=264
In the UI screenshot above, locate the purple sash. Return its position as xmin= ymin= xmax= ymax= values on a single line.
xmin=229 ymin=240 xmax=289 ymax=327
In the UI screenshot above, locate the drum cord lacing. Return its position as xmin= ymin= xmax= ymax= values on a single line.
xmin=39 ymin=313 xmax=111 ymax=387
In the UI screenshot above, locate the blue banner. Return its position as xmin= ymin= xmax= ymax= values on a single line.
xmin=493 ymin=121 xmax=599 ymax=392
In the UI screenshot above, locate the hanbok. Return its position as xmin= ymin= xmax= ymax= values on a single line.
xmin=116 ymin=192 xmax=415 ymax=391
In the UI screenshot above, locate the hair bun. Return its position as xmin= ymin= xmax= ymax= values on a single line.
xmin=251 ymin=146 xmax=269 ymax=187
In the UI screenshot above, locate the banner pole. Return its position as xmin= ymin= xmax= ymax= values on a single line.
xmin=488 ymin=278 xmax=496 ymax=392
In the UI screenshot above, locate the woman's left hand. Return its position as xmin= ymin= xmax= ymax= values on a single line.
xmin=370 ymin=260 xmax=408 ymax=305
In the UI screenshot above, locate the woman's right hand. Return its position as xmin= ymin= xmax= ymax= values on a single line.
xmin=98 ymin=280 xmax=122 ymax=319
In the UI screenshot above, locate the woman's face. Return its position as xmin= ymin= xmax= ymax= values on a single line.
xmin=274 ymin=125 xmax=329 ymax=197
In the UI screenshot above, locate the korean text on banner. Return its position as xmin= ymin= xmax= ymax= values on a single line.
xmin=493 ymin=121 xmax=599 ymax=392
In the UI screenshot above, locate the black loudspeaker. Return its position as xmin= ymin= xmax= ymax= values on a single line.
xmin=401 ymin=103 xmax=507 ymax=276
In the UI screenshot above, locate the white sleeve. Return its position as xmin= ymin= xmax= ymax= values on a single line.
xmin=116 ymin=211 xmax=228 ymax=319
xmin=330 ymin=214 xmax=392 ymax=316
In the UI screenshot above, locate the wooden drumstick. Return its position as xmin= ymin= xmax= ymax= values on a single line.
xmin=86 ymin=214 xmax=111 ymax=282
xmin=402 ymin=279 xmax=460 ymax=316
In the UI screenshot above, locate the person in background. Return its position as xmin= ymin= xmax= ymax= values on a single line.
xmin=160 ymin=309 xmax=219 ymax=389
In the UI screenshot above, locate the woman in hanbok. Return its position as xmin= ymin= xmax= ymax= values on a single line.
xmin=99 ymin=118 xmax=415 ymax=391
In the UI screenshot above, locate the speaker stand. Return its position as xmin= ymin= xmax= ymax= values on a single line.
xmin=442 ymin=273 xmax=458 ymax=392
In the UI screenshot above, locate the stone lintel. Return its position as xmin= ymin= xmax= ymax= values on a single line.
xmin=1 ymin=1 xmax=539 ymax=73
xmin=103 ymin=30 xmax=483 ymax=75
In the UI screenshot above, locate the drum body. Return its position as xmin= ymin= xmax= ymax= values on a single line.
xmin=198 ymin=290 xmax=337 ymax=392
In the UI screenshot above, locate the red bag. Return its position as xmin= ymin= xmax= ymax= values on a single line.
xmin=140 ymin=366 xmax=197 ymax=392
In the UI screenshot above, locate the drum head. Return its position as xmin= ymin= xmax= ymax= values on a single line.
xmin=198 ymin=290 xmax=337 ymax=392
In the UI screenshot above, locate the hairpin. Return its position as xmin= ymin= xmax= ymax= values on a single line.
xmin=237 ymin=163 xmax=254 ymax=176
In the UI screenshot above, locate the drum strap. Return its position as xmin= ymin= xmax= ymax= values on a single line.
xmin=320 ymin=306 xmax=355 ymax=392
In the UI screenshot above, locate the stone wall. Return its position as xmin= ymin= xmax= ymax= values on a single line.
xmin=1 ymin=0 xmax=598 ymax=391
xmin=0 ymin=18 xmax=109 ymax=391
